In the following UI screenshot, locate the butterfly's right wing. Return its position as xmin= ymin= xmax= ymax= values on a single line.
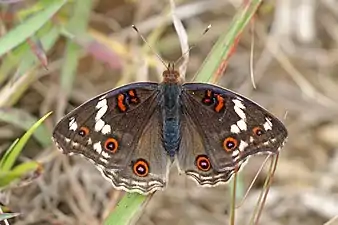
xmin=176 ymin=111 xmax=235 ymax=186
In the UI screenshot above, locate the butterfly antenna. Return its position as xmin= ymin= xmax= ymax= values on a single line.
xmin=235 ymin=155 xmax=271 ymax=208
xmin=131 ymin=25 xmax=168 ymax=69
xmin=174 ymin=24 xmax=211 ymax=65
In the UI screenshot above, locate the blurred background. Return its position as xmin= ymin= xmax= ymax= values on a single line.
xmin=0 ymin=0 xmax=338 ymax=224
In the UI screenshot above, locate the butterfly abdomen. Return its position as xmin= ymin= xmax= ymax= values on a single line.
xmin=161 ymin=84 xmax=182 ymax=158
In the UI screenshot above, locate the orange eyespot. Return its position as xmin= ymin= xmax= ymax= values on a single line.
xmin=132 ymin=159 xmax=149 ymax=177
xmin=104 ymin=138 xmax=119 ymax=153
xmin=78 ymin=126 xmax=89 ymax=137
xmin=195 ymin=155 xmax=211 ymax=172
xmin=253 ymin=126 xmax=264 ymax=136
xmin=223 ymin=137 xmax=238 ymax=152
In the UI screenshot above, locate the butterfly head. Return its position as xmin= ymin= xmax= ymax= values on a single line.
xmin=162 ymin=62 xmax=181 ymax=84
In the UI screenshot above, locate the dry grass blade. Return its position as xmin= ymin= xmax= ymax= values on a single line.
xmin=236 ymin=155 xmax=271 ymax=209
xmin=249 ymin=20 xmax=257 ymax=89
xmin=170 ymin=0 xmax=189 ymax=78
xmin=249 ymin=154 xmax=279 ymax=225
xmin=229 ymin=170 xmax=238 ymax=225
xmin=324 ymin=215 xmax=338 ymax=225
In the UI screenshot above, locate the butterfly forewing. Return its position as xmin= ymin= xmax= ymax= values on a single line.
xmin=53 ymin=82 xmax=170 ymax=194
xmin=181 ymin=83 xmax=287 ymax=172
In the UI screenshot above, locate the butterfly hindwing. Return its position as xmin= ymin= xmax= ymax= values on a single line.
xmin=53 ymin=82 xmax=170 ymax=194
xmin=99 ymin=107 xmax=171 ymax=194
xmin=176 ymin=111 xmax=235 ymax=186
xmin=181 ymin=83 xmax=287 ymax=172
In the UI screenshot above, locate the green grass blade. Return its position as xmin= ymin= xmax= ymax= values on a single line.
xmin=60 ymin=0 xmax=93 ymax=94
xmin=0 ymin=22 xmax=58 ymax=85
xmin=0 ymin=111 xmax=52 ymax=172
xmin=0 ymin=161 xmax=40 ymax=187
xmin=195 ymin=0 xmax=262 ymax=82
xmin=15 ymin=25 xmax=60 ymax=78
xmin=0 ymin=0 xmax=66 ymax=57
xmin=0 ymin=212 xmax=20 ymax=221
xmin=103 ymin=193 xmax=147 ymax=225
xmin=0 ymin=139 xmax=19 ymax=170
xmin=0 ymin=25 xmax=60 ymax=108
xmin=0 ymin=108 xmax=51 ymax=147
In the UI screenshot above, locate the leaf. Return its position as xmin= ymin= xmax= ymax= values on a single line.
xmin=103 ymin=193 xmax=148 ymax=225
xmin=0 ymin=161 xmax=40 ymax=187
xmin=0 ymin=0 xmax=66 ymax=57
xmin=0 ymin=108 xmax=51 ymax=147
xmin=194 ymin=0 xmax=262 ymax=82
xmin=0 ymin=111 xmax=52 ymax=171
xmin=0 ymin=212 xmax=20 ymax=221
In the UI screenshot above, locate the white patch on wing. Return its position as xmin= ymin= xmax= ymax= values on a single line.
xmin=237 ymin=119 xmax=247 ymax=131
xmin=99 ymin=157 xmax=108 ymax=164
xmin=101 ymin=124 xmax=111 ymax=134
xmin=94 ymin=98 xmax=111 ymax=133
xmin=232 ymin=99 xmax=247 ymax=134
xmin=238 ymin=140 xmax=249 ymax=152
xmin=101 ymin=151 xmax=110 ymax=158
xmin=71 ymin=142 xmax=79 ymax=147
xmin=231 ymin=149 xmax=240 ymax=157
xmin=232 ymin=99 xmax=246 ymax=119
xmin=263 ymin=117 xmax=273 ymax=131
xmin=87 ymin=138 xmax=93 ymax=145
xmin=95 ymin=119 xmax=105 ymax=132
xmin=69 ymin=117 xmax=78 ymax=131
xmin=95 ymin=105 xmax=108 ymax=121
xmin=93 ymin=141 xmax=102 ymax=154
xmin=250 ymin=136 xmax=254 ymax=142
xmin=230 ymin=124 xmax=240 ymax=133
xmin=96 ymin=98 xmax=107 ymax=109
xmin=263 ymin=141 xmax=270 ymax=146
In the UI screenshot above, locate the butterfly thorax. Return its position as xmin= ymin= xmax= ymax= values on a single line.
xmin=161 ymin=64 xmax=182 ymax=159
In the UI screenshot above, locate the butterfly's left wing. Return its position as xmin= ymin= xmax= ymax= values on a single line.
xmin=181 ymin=83 xmax=287 ymax=172
xmin=53 ymin=82 xmax=171 ymax=194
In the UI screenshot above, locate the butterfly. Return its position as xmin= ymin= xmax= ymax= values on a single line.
xmin=52 ymin=63 xmax=287 ymax=195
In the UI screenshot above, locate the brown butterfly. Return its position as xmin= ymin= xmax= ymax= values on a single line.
xmin=52 ymin=63 xmax=287 ymax=194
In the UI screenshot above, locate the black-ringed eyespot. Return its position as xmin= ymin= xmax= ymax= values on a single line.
xmin=223 ymin=137 xmax=238 ymax=152
xmin=78 ymin=126 xmax=89 ymax=137
xmin=132 ymin=159 xmax=149 ymax=177
xmin=104 ymin=138 xmax=119 ymax=153
xmin=195 ymin=155 xmax=211 ymax=172
xmin=253 ymin=126 xmax=264 ymax=136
